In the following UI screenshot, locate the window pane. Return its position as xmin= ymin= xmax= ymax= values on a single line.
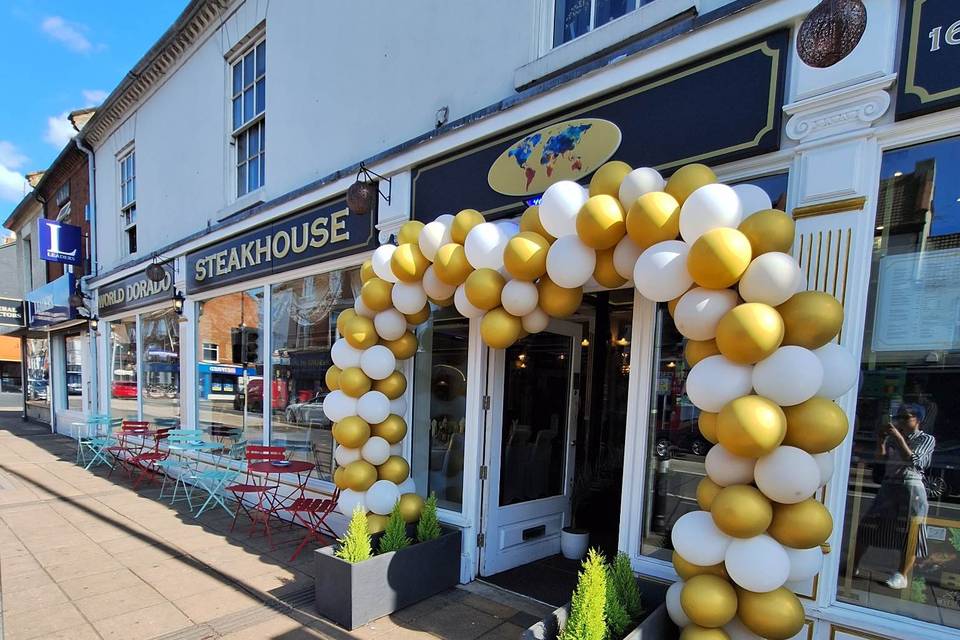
xmin=255 ymin=41 xmax=265 ymax=78
xmin=259 ymin=149 xmax=265 ymax=186
xmin=237 ymin=130 xmax=247 ymax=160
xmin=26 ymin=338 xmax=49 ymax=405
xmin=232 ymin=60 xmax=242 ymax=96
xmin=260 ymin=121 xmax=265 ymax=151
xmin=255 ymin=79 xmax=265 ymax=115
xmin=249 ymin=125 xmax=260 ymax=156
xmin=248 ymin=157 xmax=260 ymax=192
xmin=110 ymin=319 xmax=138 ymax=420
xmin=197 ymin=289 xmax=265 ymax=457
xmin=554 ymin=0 xmax=592 ymax=46
xmin=243 ymin=88 xmax=254 ymax=124
xmin=838 ymin=136 xmax=960 ymax=627
xmin=65 ymin=334 xmax=83 ymax=411
xmin=243 ymin=50 xmax=255 ymax=86
xmin=237 ymin=164 xmax=247 ymax=197
xmin=128 ymin=226 xmax=137 ymax=254
xmin=270 ymin=269 xmax=362 ymax=474
xmin=233 ymin=97 xmax=242 ymax=131
xmin=142 ymin=309 xmax=180 ymax=424
xmin=595 ymin=0 xmax=632 ymax=28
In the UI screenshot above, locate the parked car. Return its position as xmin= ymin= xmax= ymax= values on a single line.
xmin=283 ymin=393 xmax=330 ymax=428
xmin=111 ymin=381 xmax=138 ymax=398
xmin=655 ymin=418 xmax=711 ymax=459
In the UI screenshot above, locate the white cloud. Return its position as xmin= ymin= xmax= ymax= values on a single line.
xmin=0 ymin=141 xmax=28 ymax=204
xmin=43 ymin=112 xmax=76 ymax=148
xmin=0 ymin=141 xmax=27 ymax=170
xmin=82 ymin=89 xmax=108 ymax=106
xmin=41 ymin=16 xmax=92 ymax=53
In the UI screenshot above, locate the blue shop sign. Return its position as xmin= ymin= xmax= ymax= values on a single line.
xmin=26 ymin=273 xmax=77 ymax=328
xmin=185 ymin=196 xmax=376 ymax=294
xmin=37 ymin=218 xmax=82 ymax=265
xmin=898 ymin=0 xmax=960 ymax=120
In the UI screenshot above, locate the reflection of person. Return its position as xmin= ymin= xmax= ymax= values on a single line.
xmin=906 ymin=381 xmax=938 ymax=437
xmin=853 ymin=404 xmax=936 ymax=589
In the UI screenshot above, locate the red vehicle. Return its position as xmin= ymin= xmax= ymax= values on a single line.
xmin=111 ymin=381 xmax=138 ymax=398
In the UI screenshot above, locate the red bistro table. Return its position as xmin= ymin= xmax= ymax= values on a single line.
xmin=246 ymin=460 xmax=315 ymax=547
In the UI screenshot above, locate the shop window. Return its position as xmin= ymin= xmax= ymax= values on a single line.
xmin=837 ymin=137 xmax=960 ymax=626
xmin=64 ymin=334 xmax=83 ymax=411
xmin=119 ymin=150 xmax=136 ymax=255
xmin=26 ymin=338 xmax=49 ymax=406
xmin=109 ymin=319 xmax=138 ymax=420
xmin=270 ymin=268 xmax=361 ymax=478
xmin=201 ymin=342 xmax=219 ymax=362
xmin=142 ymin=309 xmax=180 ymax=423
xmin=197 ymin=288 xmax=264 ymax=457
xmin=232 ymin=38 xmax=265 ymax=197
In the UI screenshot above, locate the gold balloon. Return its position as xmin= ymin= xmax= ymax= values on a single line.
xmin=667 ymin=292 xmax=684 ymax=318
xmin=679 ymin=626 xmax=731 ymax=640
xmin=782 ymin=397 xmax=848 ymax=453
xmin=576 ymin=195 xmax=626 ymax=249
xmin=339 ymin=367 xmax=372 ymax=398
xmin=715 ymin=303 xmax=784 ymax=364
xmin=451 ymin=209 xmax=485 ymax=244
xmin=377 ymin=455 xmax=410 ymax=484
xmin=336 ymin=308 xmax=357 ymax=336
xmin=391 ymin=242 xmax=430 ymax=283
xmin=382 ymin=331 xmax=418 ymax=360
xmin=737 ymin=587 xmax=805 ymax=640
xmin=665 ymin=163 xmax=717 ymax=205
xmin=672 ymin=551 xmax=728 ymax=581
xmin=360 ymin=259 xmax=376 ymax=283
xmin=325 ymin=365 xmax=341 ymax=392
xmin=680 ymin=574 xmax=738 ymax=628
xmin=405 ymin=305 xmax=431 ymax=325
xmin=717 ymin=395 xmax=786 ymax=458
xmin=503 ymin=232 xmax=550 ymax=281
xmin=767 ymin=498 xmax=833 ymax=549
xmin=626 ymin=191 xmax=681 ymax=250
xmin=593 ymin=247 xmax=627 ymax=288
xmin=372 ymin=371 xmax=407 ymax=399
xmin=341 ymin=460 xmax=378 ymax=491
xmin=332 ymin=416 xmax=370 ymax=449
xmin=685 ymin=339 xmax=720 ymax=367
xmin=520 ymin=205 xmax=555 ymax=242
xmin=738 ymin=209 xmax=795 ymax=256
xmin=367 ymin=513 xmax=390 ymax=534
xmin=696 ymin=476 xmax=723 ymax=510
xmin=538 ymin=277 xmax=583 ymax=318
xmin=429 ymin=295 xmax=454 ymax=307
xmin=776 ymin=291 xmax=843 ymax=350
xmin=434 ymin=243 xmax=474 ymax=286
xmin=397 ymin=220 xmax=425 ymax=245
xmin=688 ymin=228 xmax=753 ymax=289
xmin=698 ymin=411 xmax=718 ymax=444
xmin=589 ymin=160 xmax=632 ymax=198
xmin=344 ymin=315 xmax=378 ymax=350
xmin=465 ymin=268 xmax=506 ymax=310
xmin=361 ymin=278 xmax=394 ymax=312
xmin=371 ymin=414 xmax=407 ymax=444
xmin=480 ymin=308 xmax=522 ymax=349
xmin=710 ymin=485 xmax=773 ymax=538
xmin=398 ymin=493 xmax=425 ymax=523
xmin=333 ymin=466 xmax=348 ymax=490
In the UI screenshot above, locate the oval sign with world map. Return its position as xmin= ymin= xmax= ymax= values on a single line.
xmin=488 ymin=118 xmax=622 ymax=197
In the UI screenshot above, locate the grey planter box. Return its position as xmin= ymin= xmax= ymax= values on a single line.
xmin=522 ymin=576 xmax=675 ymax=640
xmin=314 ymin=527 xmax=462 ymax=630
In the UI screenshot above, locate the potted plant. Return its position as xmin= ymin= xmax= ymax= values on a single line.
xmin=314 ymin=494 xmax=462 ymax=630
xmin=561 ymin=462 xmax=596 ymax=560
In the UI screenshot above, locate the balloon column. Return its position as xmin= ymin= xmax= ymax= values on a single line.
xmin=324 ymin=161 xmax=855 ymax=637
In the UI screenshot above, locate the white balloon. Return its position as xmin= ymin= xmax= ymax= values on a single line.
xmin=546 ymin=235 xmax=596 ymax=288
xmin=674 ymin=288 xmax=739 ymax=341
xmin=464 ymin=222 xmax=508 ymax=270
xmin=337 ymin=488 xmax=366 ymax=515
xmin=360 ymin=345 xmax=396 ymax=380
xmin=361 ymin=436 xmax=391 ymax=465
xmin=813 ymin=451 xmax=835 ymax=488
xmin=334 ymin=445 xmax=361 ymax=467
xmin=540 ymin=181 xmax=587 ymax=238
xmin=732 ymin=184 xmax=772 ymax=218
xmin=366 ymin=480 xmax=401 ymax=516
xmin=665 ymin=581 xmax=690 ymax=628
xmin=738 ymin=252 xmax=803 ymax=307
xmin=501 ymin=280 xmax=539 ymax=317
xmin=633 ymin=240 xmax=694 ymax=302
xmin=389 ymin=396 xmax=407 ymax=416
xmin=679 ymin=183 xmax=743 ymax=244
xmin=331 ymin=338 xmax=363 ymax=369
xmin=357 ymin=391 xmax=390 ymax=424
xmin=725 ymin=534 xmax=790 ymax=592
xmin=371 ymin=245 xmax=398 ymax=283
xmin=814 ymin=342 xmax=858 ymax=399
xmin=612 ymin=235 xmax=642 ymax=281
xmin=419 ymin=215 xmax=454 ymax=261
xmin=671 ymin=510 xmax=732 ymax=566
xmin=618 ymin=167 xmax=666 ymax=209
xmin=422 ymin=265 xmax=457 ymax=301
xmin=686 ymin=355 xmax=754 ymax=413
xmin=374 ymin=309 xmax=407 ymax=341
xmin=397 ymin=477 xmax=416 ymax=494
xmin=495 ymin=219 xmax=520 ymax=239
xmin=785 ymin=545 xmax=822 ymax=582
xmin=705 ymin=444 xmax=757 ymax=486
xmin=753 ymin=346 xmax=823 ymax=406
xmin=354 ymin=295 xmax=376 ymax=319
xmin=755 ymin=446 xmax=821 ymax=504
xmin=322 ymin=390 xmax=357 ymax=423
xmin=454 ymin=284 xmax=485 ymax=319
xmin=724 ymin=617 xmax=766 ymax=640
xmin=522 ymin=308 xmax=549 ymax=334
xmin=392 ymin=281 xmax=427 ymax=315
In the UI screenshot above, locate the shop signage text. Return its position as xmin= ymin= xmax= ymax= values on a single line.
xmin=0 ymin=297 xmax=25 ymax=327
xmin=185 ymin=197 xmax=376 ymax=294
xmin=37 ymin=219 xmax=82 ymax=265
xmin=898 ymin=0 xmax=960 ymax=119
xmin=97 ymin=265 xmax=173 ymax=317
xmin=26 ymin=273 xmax=77 ymax=328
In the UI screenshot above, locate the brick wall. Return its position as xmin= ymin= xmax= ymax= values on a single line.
xmin=197 ymin=292 xmax=262 ymax=365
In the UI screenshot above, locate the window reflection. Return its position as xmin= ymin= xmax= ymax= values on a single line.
xmin=142 ymin=309 xmax=180 ymax=423
xmin=65 ymin=334 xmax=83 ymax=411
xmin=109 ymin=319 xmax=137 ymax=420
xmin=26 ymin=338 xmax=49 ymax=405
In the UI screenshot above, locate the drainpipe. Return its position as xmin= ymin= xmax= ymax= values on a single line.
xmin=76 ymin=137 xmax=99 ymax=416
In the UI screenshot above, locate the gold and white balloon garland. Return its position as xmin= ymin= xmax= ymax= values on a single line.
xmin=324 ymin=162 xmax=854 ymax=639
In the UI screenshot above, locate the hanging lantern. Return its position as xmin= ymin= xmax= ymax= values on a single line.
xmin=145 ymin=261 xmax=167 ymax=283
xmin=797 ymin=0 xmax=867 ymax=69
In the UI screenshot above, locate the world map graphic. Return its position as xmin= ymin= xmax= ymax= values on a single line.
xmin=507 ymin=123 xmax=593 ymax=189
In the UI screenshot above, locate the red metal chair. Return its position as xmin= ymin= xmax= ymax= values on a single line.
xmin=226 ymin=445 xmax=286 ymax=547
xmin=129 ymin=428 xmax=172 ymax=489
xmin=107 ymin=421 xmax=151 ymax=480
xmin=285 ymin=488 xmax=340 ymax=561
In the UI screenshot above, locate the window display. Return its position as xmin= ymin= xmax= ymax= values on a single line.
xmin=65 ymin=334 xmax=83 ymax=411
xmin=142 ymin=309 xmax=180 ymax=423
xmin=26 ymin=338 xmax=49 ymax=405
xmin=109 ymin=319 xmax=137 ymax=420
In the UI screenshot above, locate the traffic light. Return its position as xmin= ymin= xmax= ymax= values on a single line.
xmin=231 ymin=327 xmax=243 ymax=364
xmin=242 ymin=327 xmax=260 ymax=364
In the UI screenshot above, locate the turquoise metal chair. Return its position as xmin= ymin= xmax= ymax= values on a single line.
xmin=157 ymin=429 xmax=217 ymax=507
xmin=82 ymin=416 xmax=123 ymax=470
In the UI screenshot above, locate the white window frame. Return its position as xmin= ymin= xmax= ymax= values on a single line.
xmin=230 ymin=37 xmax=266 ymax=199
xmin=201 ymin=342 xmax=219 ymax=362
xmin=119 ymin=150 xmax=137 ymax=256
xmin=549 ymin=0 xmax=640 ymax=49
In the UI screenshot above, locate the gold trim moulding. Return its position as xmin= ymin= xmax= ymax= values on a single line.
xmin=792 ymin=196 xmax=867 ymax=219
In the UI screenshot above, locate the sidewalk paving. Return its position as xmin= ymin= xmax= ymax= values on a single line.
xmin=0 ymin=413 xmax=551 ymax=640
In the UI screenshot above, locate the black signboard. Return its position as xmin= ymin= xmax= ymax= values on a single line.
xmin=97 ymin=265 xmax=174 ymax=317
xmin=897 ymin=0 xmax=960 ymax=120
xmin=0 ymin=297 xmax=25 ymax=327
xmin=412 ymin=30 xmax=789 ymax=223
xmin=185 ymin=197 xmax=376 ymax=294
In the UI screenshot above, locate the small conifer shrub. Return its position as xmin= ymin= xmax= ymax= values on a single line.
xmin=378 ymin=502 xmax=412 ymax=554
xmin=417 ymin=492 xmax=441 ymax=542
xmin=335 ymin=506 xmax=372 ymax=563
xmin=560 ymin=548 xmax=607 ymax=640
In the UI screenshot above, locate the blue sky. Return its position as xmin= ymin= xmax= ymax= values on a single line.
xmin=0 ymin=1 xmax=188 ymax=208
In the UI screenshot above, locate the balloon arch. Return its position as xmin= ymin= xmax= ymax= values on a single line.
xmin=323 ymin=162 xmax=854 ymax=640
